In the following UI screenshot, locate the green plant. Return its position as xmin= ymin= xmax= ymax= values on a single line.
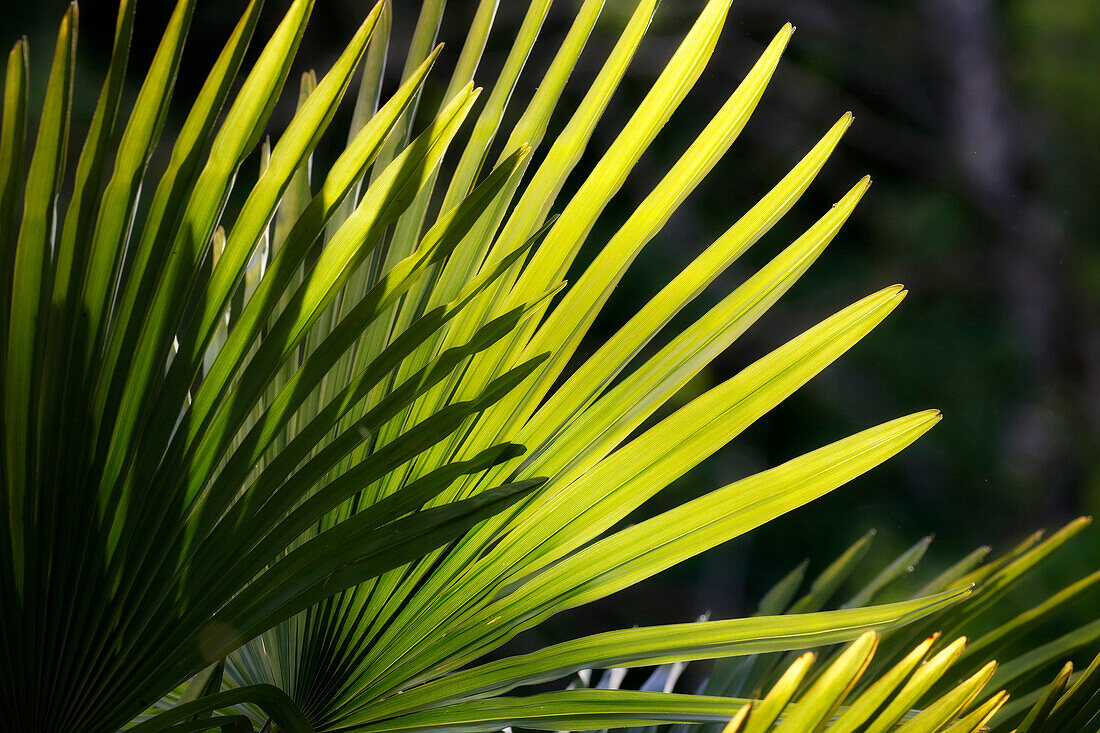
xmin=0 ymin=0 xmax=1095 ymax=731
xmin=679 ymin=632 xmax=1100 ymax=733
xmin=565 ymin=522 xmax=1100 ymax=732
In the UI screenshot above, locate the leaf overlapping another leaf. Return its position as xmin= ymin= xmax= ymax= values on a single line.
xmin=4 ymin=0 xmax=1090 ymax=731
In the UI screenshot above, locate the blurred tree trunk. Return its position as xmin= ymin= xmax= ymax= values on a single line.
xmin=926 ymin=0 xmax=1075 ymax=513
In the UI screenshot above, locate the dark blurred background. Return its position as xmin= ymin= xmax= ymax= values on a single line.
xmin=4 ymin=0 xmax=1097 ymax=642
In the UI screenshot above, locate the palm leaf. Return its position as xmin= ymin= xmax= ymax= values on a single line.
xmin=0 ymin=1 xmax=544 ymax=728
xmin=717 ymin=633 xmax=1010 ymax=733
xmin=4 ymin=1 xmax=1093 ymax=732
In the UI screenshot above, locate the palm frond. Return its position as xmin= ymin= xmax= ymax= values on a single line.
xmin=3 ymin=1 xmax=1092 ymax=732
xmin=576 ymin=522 xmax=1098 ymax=732
xmin=0 ymin=1 xmax=546 ymax=728
xmin=718 ymin=632 xmax=1006 ymax=733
